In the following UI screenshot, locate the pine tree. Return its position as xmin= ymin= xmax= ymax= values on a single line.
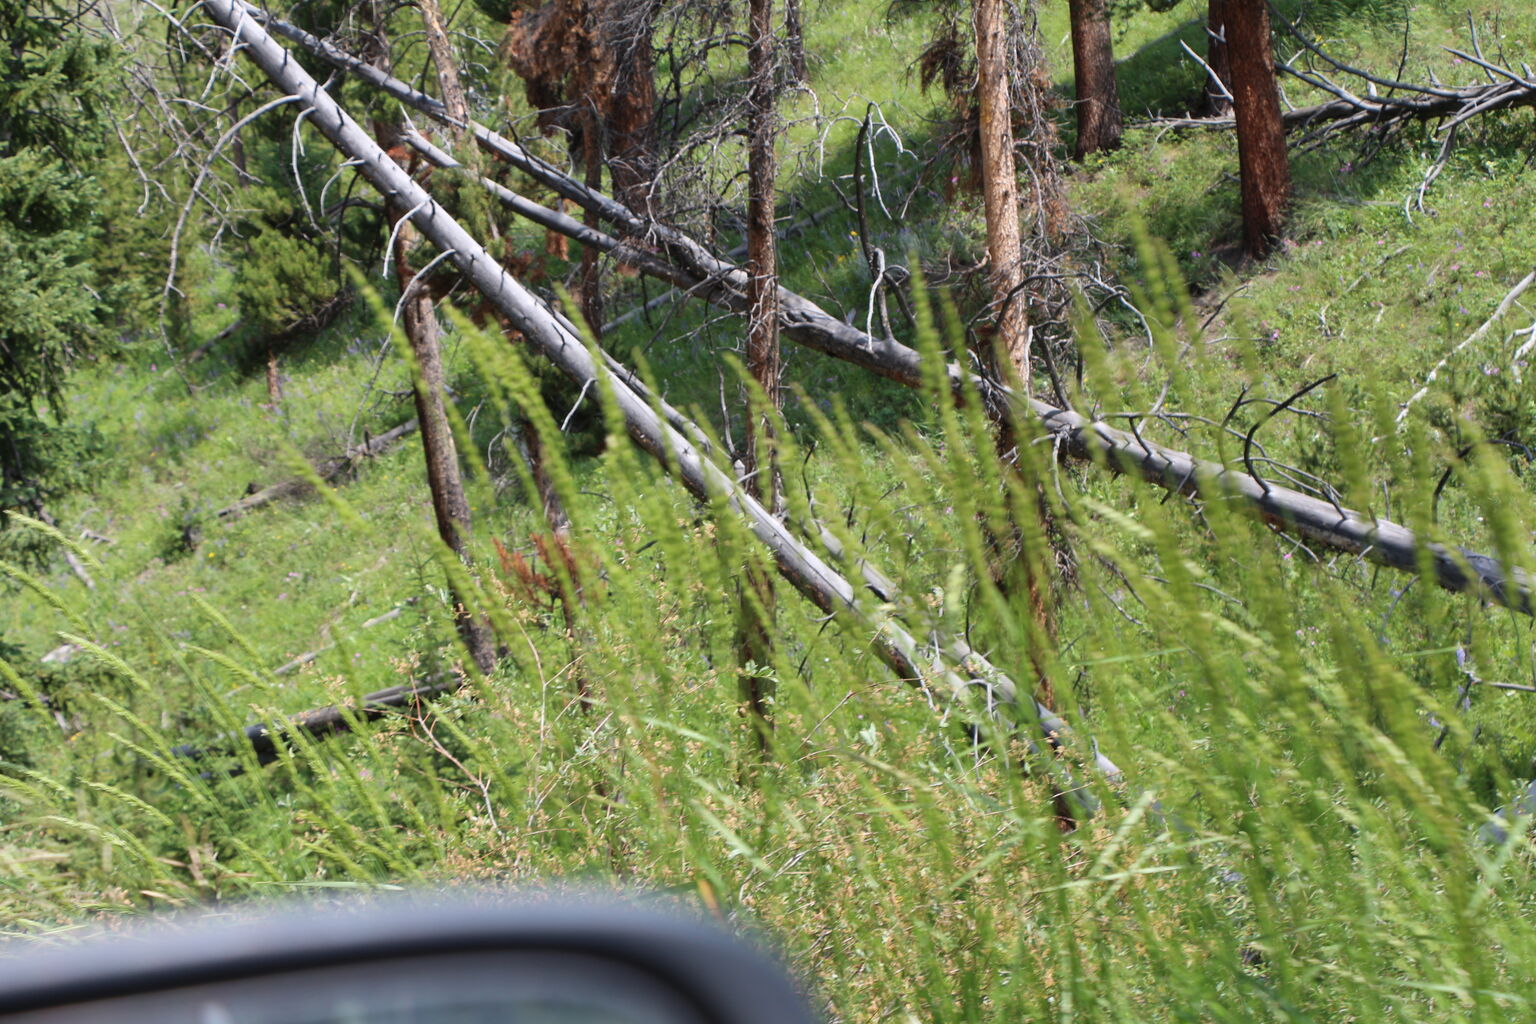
xmin=0 ymin=0 xmax=114 ymax=524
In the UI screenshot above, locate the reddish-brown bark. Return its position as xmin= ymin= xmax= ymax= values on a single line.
xmin=1201 ymin=0 xmax=1234 ymax=116
xmin=1228 ymin=0 xmax=1290 ymax=256
xmin=972 ymin=0 xmax=1029 ymax=386
xmin=1068 ymin=0 xmax=1122 ymax=159
xmin=500 ymin=0 xmax=656 ymax=208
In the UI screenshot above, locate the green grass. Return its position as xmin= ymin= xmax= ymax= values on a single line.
xmin=2 ymin=2 xmax=1536 ymax=1021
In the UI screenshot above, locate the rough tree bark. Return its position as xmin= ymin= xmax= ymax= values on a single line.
xmin=971 ymin=0 xmax=1062 ymax=746
xmin=388 ymin=190 xmax=499 ymax=675
xmin=418 ymin=0 xmax=467 ymax=128
xmin=580 ymin=107 xmax=606 ymax=336
xmin=1068 ymin=0 xmax=1122 ymax=159
xmin=783 ymin=0 xmax=807 ymax=83
xmin=739 ymin=0 xmax=781 ymax=748
xmin=1228 ymin=0 xmax=1290 ymax=257
xmin=1201 ymin=0 xmax=1233 ymax=116
xmin=972 ymin=0 xmax=1029 ymax=385
xmin=369 ymin=10 xmax=496 ymax=673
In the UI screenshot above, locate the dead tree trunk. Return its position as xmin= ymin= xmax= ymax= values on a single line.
xmin=972 ymin=0 xmax=1029 ymax=386
xmin=418 ymin=0 xmax=468 ymax=127
xmin=1229 ymin=0 xmax=1290 ymax=257
xmin=580 ymin=107 xmax=606 ymax=336
xmin=602 ymin=0 xmax=658 ymax=210
xmin=744 ymin=0 xmax=781 ymax=512
xmin=1201 ymin=0 xmax=1233 ymax=116
xmin=783 ymin=0 xmax=807 ymax=83
xmin=738 ymin=0 xmax=782 ymax=749
xmin=971 ymin=0 xmax=1063 ymax=757
xmin=367 ymin=12 xmax=496 ymax=673
xmin=390 ymin=214 xmax=498 ymax=675
xmin=1068 ymin=0 xmax=1122 ymax=159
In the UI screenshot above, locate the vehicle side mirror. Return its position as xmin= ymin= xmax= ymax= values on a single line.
xmin=0 ymin=897 xmax=818 ymax=1024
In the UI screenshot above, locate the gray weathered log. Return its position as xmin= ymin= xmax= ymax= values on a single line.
xmin=408 ymin=131 xmax=1535 ymax=617
xmin=195 ymin=0 xmax=1089 ymax=806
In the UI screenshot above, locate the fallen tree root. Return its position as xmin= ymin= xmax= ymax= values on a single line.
xmin=193 ymin=0 xmax=1100 ymax=816
xmin=215 ymin=418 xmax=418 ymax=519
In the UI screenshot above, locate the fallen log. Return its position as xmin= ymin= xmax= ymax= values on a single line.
xmin=1149 ymin=34 xmax=1536 ymax=141
xmin=408 ymin=124 xmax=1536 ymax=617
xmin=1149 ymin=79 xmax=1536 ymax=138
xmin=193 ymin=0 xmax=1096 ymax=812
xmin=216 ymin=418 xmax=418 ymax=519
xmin=170 ymin=675 xmax=455 ymax=770
xmin=244 ymin=14 xmax=1531 ymax=614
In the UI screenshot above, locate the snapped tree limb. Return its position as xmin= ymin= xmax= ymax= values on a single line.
xmin=1151 ymin=28 xmax=1536 ymax=143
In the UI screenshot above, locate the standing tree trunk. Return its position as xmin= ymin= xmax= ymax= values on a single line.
xmin=579 ymin=106 xmax=606 ymax=336
xmin=603 ymin=0 xmax=658 ymax=210
xmin=418 ymin=0 xmax=468 ymax=127
xmin=971 ymin=0 xmax=1064 ymax=783
xmin=783 ymin=0 xmax=807 ymax=83
xmin=1067 ymin=0 xmax=1122 ymax=159
xmin=1201 ymin=0 xmax=1234 ymax=116
xmin=370 ymin=8 xmax=496 ymax=673
xmin=1228 ymin=0 xmax=1290 ymax=257
xmin=389 ymin=208 xmax=499 ymax=674
xmin=972 ymin=0 xmax=1029 ymax=384
xmin=738 ymin=0 xmax=781 ymax=750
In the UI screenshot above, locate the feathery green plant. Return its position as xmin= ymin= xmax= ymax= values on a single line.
xmin=1 ymin=263 xmax=1534 ymax=1022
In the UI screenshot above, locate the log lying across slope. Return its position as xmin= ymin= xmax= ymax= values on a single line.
xmin=1152 ymin=40 xmax=1536 ymax=139
xmin=170 ymin=676 xmax=454 ymax=769
xmin=216 ymin=418 xmax=419 ymax=519
xmin=193 ymin=0 xmax=1095 ymax=813
xmin=248 ymin=5 xmax=1532 ymax=617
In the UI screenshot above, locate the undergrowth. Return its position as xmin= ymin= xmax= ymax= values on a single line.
xmin=3 ymin=259 xmax=1535 ymax=1020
